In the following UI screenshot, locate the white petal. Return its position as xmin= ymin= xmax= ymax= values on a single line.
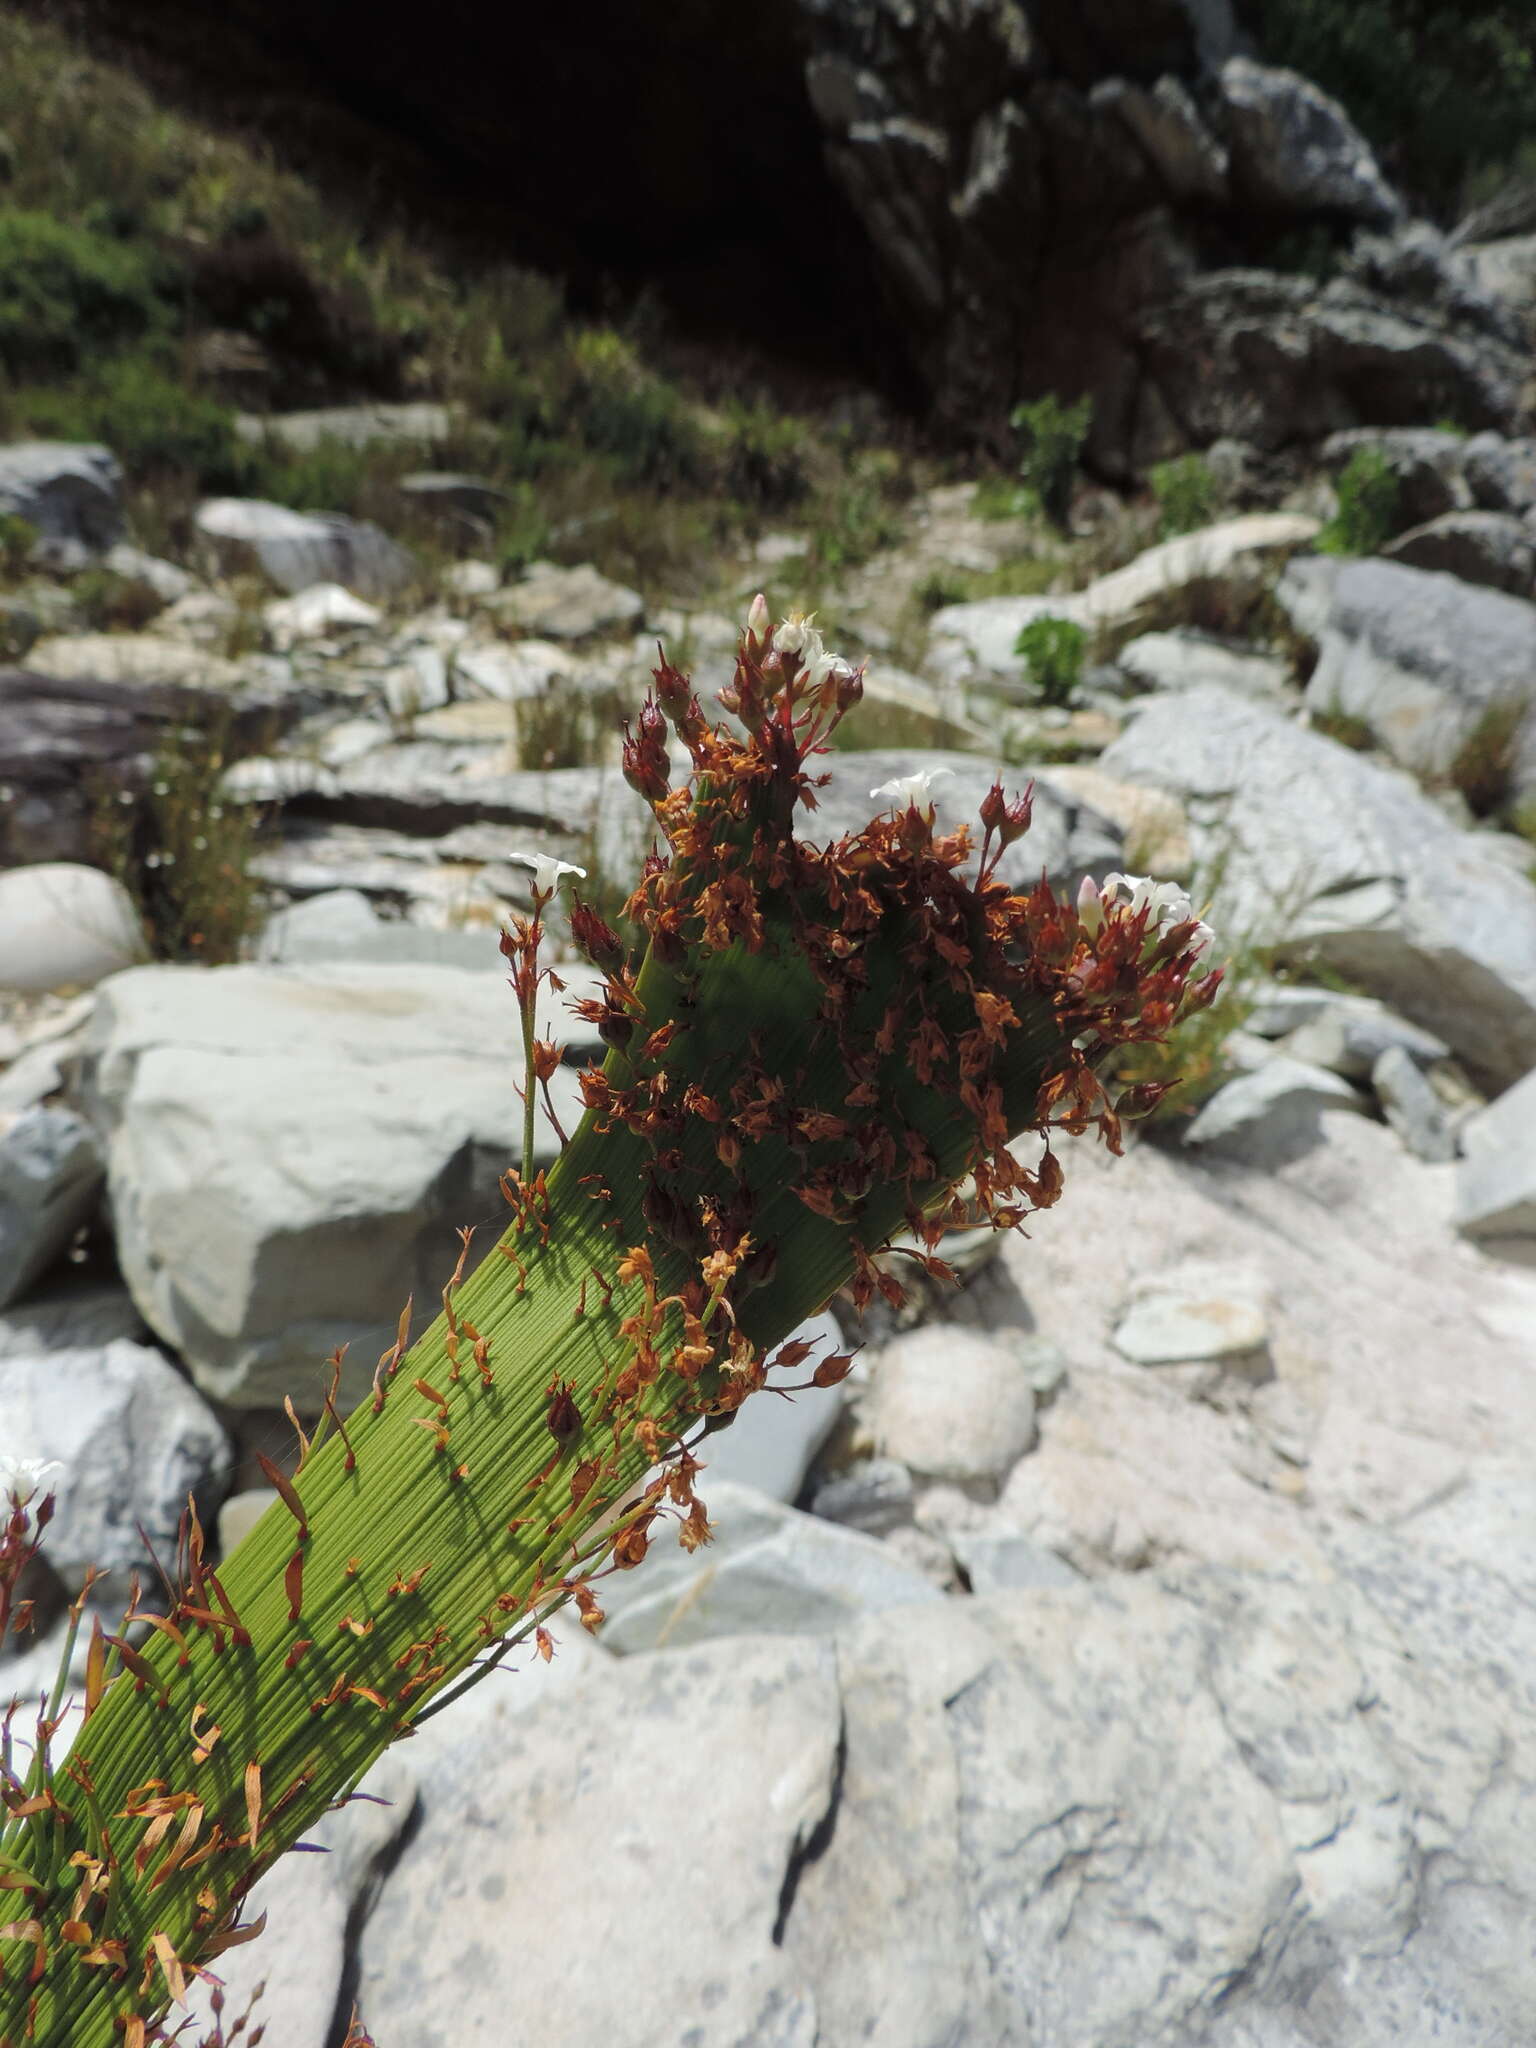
xmin=746 ymin=592 xmax=770 ymax=637
xmin=511 ymin=851 xmax=588 ymax=896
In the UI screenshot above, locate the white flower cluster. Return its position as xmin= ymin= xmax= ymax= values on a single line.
xmin=1079 ymin=871 xmax=1215 ymax=963
xmin=1 ymin=1453 xmax=63 ymax=1511
xmin=753 ymin=602 xmax=856 ymax=695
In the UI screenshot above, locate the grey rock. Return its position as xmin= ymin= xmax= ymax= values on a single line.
xmin=233 ymin=402 xmax=456 ymax=453
xmin=948 ymin=1526 xmax=1081 ymax=1593
xmin=1101 ymin=685 xmax=1536 ymax=1090
xmin=1462 ymin=430 xmax=1536 ymax=515
xmin=1098 ymin=74 xmax=1228 ymax=202
xmin=194 ymin=497 xmax=417 ymax=598
xmin=101 ymin=545 xmax=198 ymax=604
xmin=1219 ymin=58 xmax=1400 ymax=227
xmin=395 ymin=471 xmax=508 ymax=526
xmin=355 ymin=1633 xmax=835 ymax=2048
xmin=1456 ymin=1066 xmax=1536 ymax=1245
xmin=0 ymin=1278 xmax=144 ymax=1359
xmin=490 ymin=559 xmax=644 ymax=640
xmin=1113 ymin=1257 xmax=1271 ymax=1365
xmin=0 ymin=442 xmax=122 ymax=552
xmin=262 ymin=582 xmax=382 ymax=648
xmin=77 ymin=962 xmax=588 ymax=1406
xmin=1458 ymin=233 xmax=1536 ymax=324
xmin=1141 ymin=271 xmax=1524 ymax=455
xmin=0 ymin=864 xmax=145 ymax=994
xmin=1277 ymin=992 xmax=1452 ymax=1080
xmin=1321 ymin=427 xmax=1471 ymax=528
xmin=0 ymin=1336 xmax=229 ymax=1587
xmin=809 ymin=1457 xmax=916 ymax=1536
xmin=1293 ymin=557 xmax=1536 ymax=792
xmin=1372 ymin=1045 xmax=1458 ymax=1164
xmin=1118 ymin=629 xmax=1292 ymax=702
xmin=1382 ymin=510 xmax=1536 ymax=598
xmin=696 ymin=1310 xmax=847 ymax=1505
xmin=0 ymin=1106 xmax=103 ymax=1307
xmin=1183 ymin=1056 xmax=1366 ymax=1165
xmin=255 ymin=889 xmax=516 ymax=973
xmin=225 ymin=736 xmax=611 ymax=843
xmin=930 ymin=516 xmax=1318 ymax=683
xmin=596 ymin=1480 xmax=942 ymax=1655
xmin=864 ymin=1326 xmax=1038 ymax=1485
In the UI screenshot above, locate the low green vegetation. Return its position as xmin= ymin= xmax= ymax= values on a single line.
xmin=1311 ymin=705 xmax=1377 ymax=750
xmin=0 ymin=13 xmax=892 ymax=607
xmin=1447 ymin=696 xmax=1528 ymax=816
xmin=1318 ymin=446 xmax=1401 ymax=557
xmin=1013 ymin=615 xmax=1087 ymax=707
xmin=1010 ymin=393 xmax=1093 ymax=529
xmin=89 ymin=720 xmax=267 ymax=966
xmin=1238 ymin=0 xmax=1536 ymax=218
xmin=1150 ymin=453 xmax=1217 ymax=539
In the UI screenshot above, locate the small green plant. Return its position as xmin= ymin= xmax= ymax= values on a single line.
xmin=1013 ymin=614 xmax=1087 ymax=707
xmin=0 ymin=209 xmax=170 ymax=377
xmin=1448 ymin=696 xmax=1527 ymax=817
xmin=1318 ymin=447 xmax=1400 ymax=557
xmin=90 ymin=718 xmax=267 ymax=965
xmin=1511 ymin=796 xmax=1536 ymax=846
xmin=1312 ymin=705 xmax=1376 ymax=751
xmin=717 ymin=403 xmax=811 ymax=513
xmin=1150 ymin=453 xmax=1217 ymax=539
xmin=517 ymin=682 xmax=623 ymax=773
xmin=1010 ymin=393 xmax=1093 ymax=529
xmin=67 ymin=567 xmax=165 ymax=634
xmin=0 ymin=513 xmax=37 ymax=578
xmin=562 ymin=328 xmax=705 ymax=492
xmin=12 ymin=359 xmax=253 ymax=488
xmin=916 ymin=568 xmax=970 ymax=612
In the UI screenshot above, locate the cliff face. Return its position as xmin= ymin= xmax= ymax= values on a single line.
xmin=30 ymin=0 xmax=1531 ymax=461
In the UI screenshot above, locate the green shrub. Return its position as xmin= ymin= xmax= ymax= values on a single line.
xmin=562 ymin=329 xmax=705 ymax=491
xmin=717 ymin=404 xmax=811 ymax=514
xmin=14 ymin=358 xmax=252 ymax=487
xmin=1150 ymin=453 xmax=1217 ymax=538
xmin=0 ymin=514 xmax=37 ymax=577
xmin=1237 ymin=0 xmax=1536 ymax=217
xmin=1318 ymin=447 xmax=1400 ymax=556
xmin=1010 ymin=393 xmax=1093 ymax=529
xmin=1013 ymin=615 xmax=1087 ymax=707
xmin=0 ymin=209 xmax=169 ymax=377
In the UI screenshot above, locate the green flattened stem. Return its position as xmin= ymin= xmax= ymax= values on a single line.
xmin=0 ymin=900 xmax=1070 ymax=2048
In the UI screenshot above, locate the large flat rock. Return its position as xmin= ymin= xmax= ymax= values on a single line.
xmin=1099 ymin=684 xmax=1536 ymax=1089
xmin=75 ymin=963 xmax=589 ymax=1408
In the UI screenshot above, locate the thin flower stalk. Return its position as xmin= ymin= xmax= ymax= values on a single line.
xmin=0 ymin=602 xmax=1218 ymax=2048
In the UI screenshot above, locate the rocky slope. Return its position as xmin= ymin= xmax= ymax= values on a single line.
xmin=3 ymin=397 xmax=1536 ymax=2041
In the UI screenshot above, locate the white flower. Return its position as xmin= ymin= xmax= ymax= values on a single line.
xmin=1094 ymin=872 xmax=1214 ymax=959
xmin=1 ymin=1454 xmax=63 ymax=1510
xmin=774 ymin=613 xmax=819 ymax=660
xmin=511 ymin=852 xmax=588 ymax=898
xmin=870 ymin=766 xmax=954 ymax=808
xmin=806 ymin=646 xmax=855 ymax=692
xmin=746 ymin=592 xmax=770 ymax=638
